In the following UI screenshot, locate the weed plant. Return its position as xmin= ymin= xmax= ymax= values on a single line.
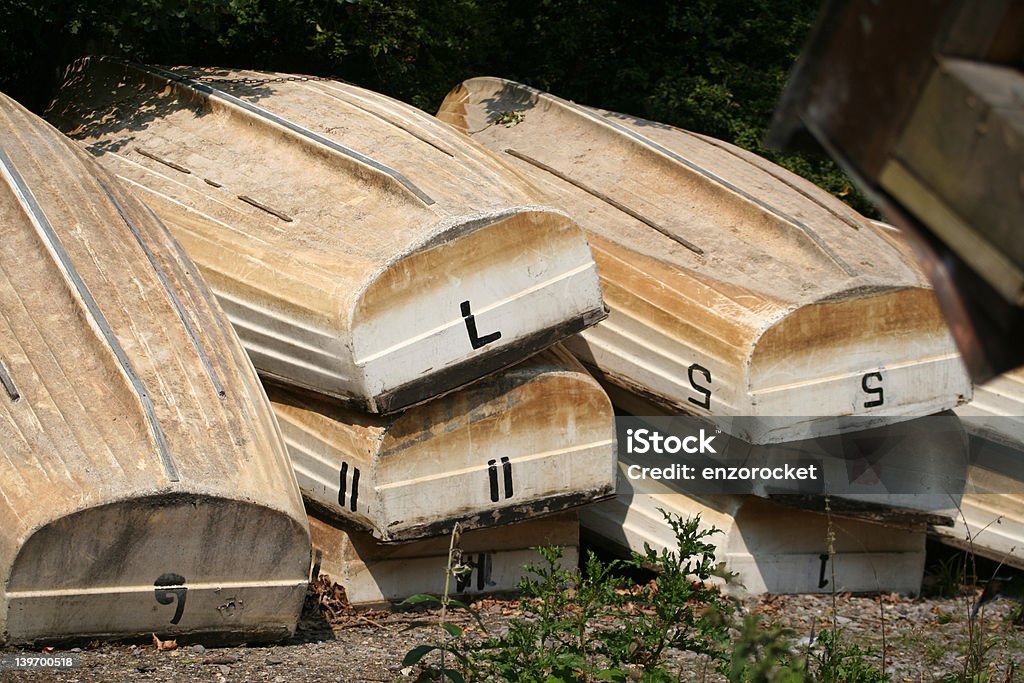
xmin=401 ymin=510 xmax=897 ymax=682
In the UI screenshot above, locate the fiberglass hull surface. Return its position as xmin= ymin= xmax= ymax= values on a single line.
xmin=48 ymin=59 xmax=606 ymax=414
xmin=438 ymin=77 xmax=971 ymax=444
xmin=0 ymin=94 xmax=309 ymax=644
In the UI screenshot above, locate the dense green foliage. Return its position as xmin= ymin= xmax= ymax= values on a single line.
xmin=0 ymin=0 xmax=872 ymax=213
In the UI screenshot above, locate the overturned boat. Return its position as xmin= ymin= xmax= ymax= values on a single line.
xmin=591 ymin=387 xmax=966 ymax=592
xmin=438 ymin=78 xmax=971 ymax=443
xmin=605 ymin=383 xmax=969 ymax=525
xmin=582 ymin=476 xmax=928 ymax=595
xmin=309 ymin=511 xmax=578 ymax=607
xmin=0 ymin=94 xmax=310 ymax=645
xmin=941 ymin=369 xmax=1024 ymax=569
xmin=47 ymin=59 xmax=606 ymax=414
xmin=585 ymin=440 xmax=929 ymax=593
xmin=270 ymin=345 xmax=616 ymax=542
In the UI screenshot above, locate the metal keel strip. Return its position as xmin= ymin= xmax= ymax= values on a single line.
xmin=552 ymin=92 xmax=856 ymax=275
xmin=0 ymin=144 xmax=180 ymax=482
xmin=0 ymin=357 xmax=19 ymax=401
xmin=505 ymin=148 xmax=704 ymax=256
xmin=138 ymin=63 xmax=436 ymax=206
xmin=97 ymin=177 xmax=226 ymax=399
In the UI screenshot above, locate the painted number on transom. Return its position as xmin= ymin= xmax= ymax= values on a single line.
xmin=461 ymin=300 xmax=502 ymax=350
xmin=862 ymin=372 xmax=884 ymax=408
xmin=339 ymin=461 xmax=360 ymax=512
xmin=154 ymin=573 xmax=188 ymax=624
xmin=687 ymin=363 xmax=712 ymax=410
xmin=487 ymin=457 xmax=514 ymax=502
xmin=456 ymin=553 xmax=494 ymax=592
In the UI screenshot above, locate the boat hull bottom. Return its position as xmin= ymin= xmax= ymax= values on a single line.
xmin=4 ymin=585 xmax=305 ymax=647
xmin=582 ymin=492 xmax=927 ymax=596
xmin=309 ymin=512 xmax=579 ymax=607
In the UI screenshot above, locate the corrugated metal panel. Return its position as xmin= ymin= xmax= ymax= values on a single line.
xmin=439 ymin=77 xmax=972 ymax=443
xmin=0 ymin=94 xmax=309 ymax=644
xmin=47 ymin=58 xmax=606 ymax=413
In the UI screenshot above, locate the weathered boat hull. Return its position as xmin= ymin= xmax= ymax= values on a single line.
xmin=0 ymin=94 xmax=310 ymax=644
xmin=941 ymin=370 xmax=1024 ymax=568
xmin=270 ymin=345 xmax=616 ymax=542
xmin=438 ymin=78 xmax=971 ymax=444
xmin=48 ymin=58 xmax=606 ymax=413
xmin=603 ymin=382 xmax=967 ymax=524
xmin=6 ymin=497 xmax=308 ymax=644
xmin=309 ymin=511 xmax=578 ymax=607
xmin=581 ymin=465 xmax=928 ymax=595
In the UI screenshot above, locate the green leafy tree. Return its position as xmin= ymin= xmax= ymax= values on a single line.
xmin=0 ymin=0 xmax=872 ymax=213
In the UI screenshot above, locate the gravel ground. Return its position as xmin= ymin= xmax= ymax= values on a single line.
xmin=2 ymin=586 xmax=1022 ymax=682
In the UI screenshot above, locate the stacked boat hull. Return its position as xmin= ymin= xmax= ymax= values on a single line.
xmin=438 ymin=78 xmax=971 ymax=444
xmin=271 ymin=345 xmax=616 ymax=542
xmin=46 ymin=61 xmax=624 ymax=608
xmin=0 ymin=94 xmax=310 ymax=644
xmin=944 ymin=369 xmax=1024 ymax=568
xmin=605 ymin=383 xmax=968 ymax=522
xmin=582 ymin=386 xmax=963 ymax=595
xmin=309 ymin=512 xmax=579 ymax=607
xmin=582 ymin=484 xmax=927 ymax=595
xmin=434 ymin=78 xmax=986 ymax=594
xmin=48 ymin=59 xmax=607 ymax=414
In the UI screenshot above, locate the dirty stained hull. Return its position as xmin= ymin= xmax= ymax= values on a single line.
xmin=437 ymin=78 xmax=971 ymax=444
xmin=603 ymin=382 xmax=967 ymax=524
xmin=47 ymin=58 xmax=606 ymax=413
xmin=269 ymin=346 xmax=617 ymax=542
xmin=308 ymin=511 xmax=579 ymax=607
xmin=0 ymin=94 xmax=310 ymax=645
xmin=942 ymin=369 xmax=1024 ymax=568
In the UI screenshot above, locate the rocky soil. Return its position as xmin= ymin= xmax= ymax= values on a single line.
xmin=2 ymin=583 xmax=1022 ymax=683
